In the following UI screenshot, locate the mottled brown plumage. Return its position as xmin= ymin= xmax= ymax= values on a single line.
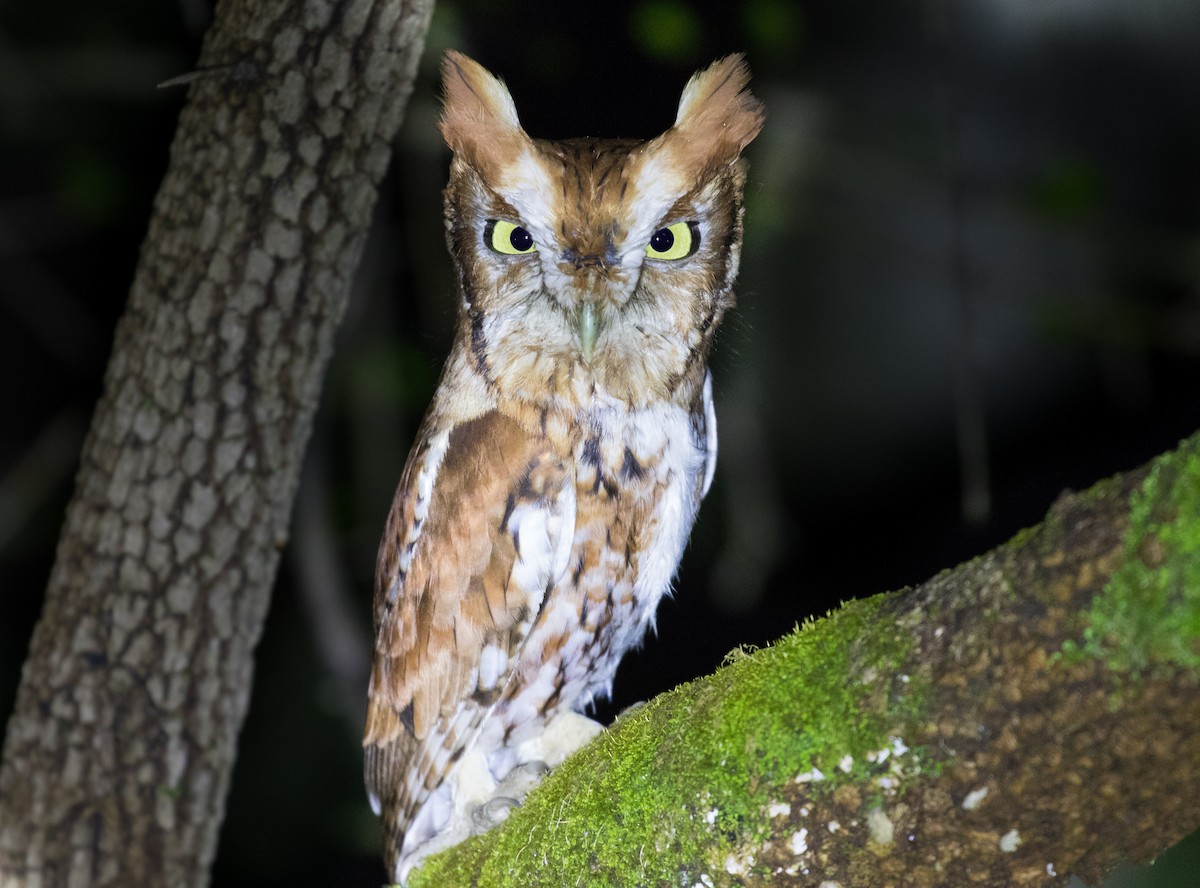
xmin=364 ymin=51 xmax=762 ymax=882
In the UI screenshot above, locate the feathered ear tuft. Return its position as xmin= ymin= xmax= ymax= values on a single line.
xmin=439 ymin=51 xmax=531 ymax=179
xmin=668 ymin=54 xmax=764 ymax=173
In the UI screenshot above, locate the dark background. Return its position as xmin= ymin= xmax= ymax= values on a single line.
xmin=2 ymin=1 xmax=1198 ymax=885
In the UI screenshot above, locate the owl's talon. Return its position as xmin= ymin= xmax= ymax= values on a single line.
xmin=473 ymin=796 xmax=520 ymax=831
xmin=493 ymin=759 xmax=550 ymax=803
xmin=502 ymin=759 xmax=550 ymax=786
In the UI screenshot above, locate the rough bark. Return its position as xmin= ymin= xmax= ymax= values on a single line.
xmin=0 ymin=1 xmax=434 ymax=886
xmin=411 ymin=432 xmax=1200 ymax=888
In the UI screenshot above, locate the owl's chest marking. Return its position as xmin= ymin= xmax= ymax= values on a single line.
xmin=493 ymin=395 xmax=708 ymax=749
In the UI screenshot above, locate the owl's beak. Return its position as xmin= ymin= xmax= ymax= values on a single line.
xmin=578 ymin=302 xmax=600 ymax=363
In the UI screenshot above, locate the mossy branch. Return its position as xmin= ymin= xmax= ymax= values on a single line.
xmin=411 ymin=432 xmax=1200 ymax=887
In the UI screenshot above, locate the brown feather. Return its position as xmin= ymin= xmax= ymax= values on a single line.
xmin=674 ymin=54 xmax=764 ymax=153
xmin=364 ymin=403 xmax=577 ymax=879
xmin=647 ymin=54 xmax=765 ymax=189
xmin=439 ymin=50 xmax=532 ymax=182
xmin=367 ymin=410 xmax=552 ymax=743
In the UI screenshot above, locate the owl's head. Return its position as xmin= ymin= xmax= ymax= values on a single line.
xmin=439 ymin=52 xmax=763 ymax=411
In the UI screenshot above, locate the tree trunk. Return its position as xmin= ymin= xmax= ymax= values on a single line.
xmin=0 ymin=1 xmax=434 ymax=885
xmin=410 ymin=432 xmax=1200 ymax=887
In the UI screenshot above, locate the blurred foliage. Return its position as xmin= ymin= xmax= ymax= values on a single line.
xmin=1028 ymin=155 xmax=1107 ymax=225
xmin=212 ymin=578 xmax=377 ymax=887
xmin=742 ymin=0 xmax=805 ymax=59
xmin=340 ymin=342 xmax=439 ymax=414
xmin=54 ymin=149 xmax=124 ymax=221
xmin=630 ymin=0 xmax=704 ymax=62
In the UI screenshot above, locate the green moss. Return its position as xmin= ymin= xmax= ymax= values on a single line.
xmin=1080 ymin=434 xmax=1200 ymax=674
xmin=411 ymin=593 xmax=931 ymax=887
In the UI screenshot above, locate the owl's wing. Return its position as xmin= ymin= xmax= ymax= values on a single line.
xmin=363 ymin=409 xmax=574 ymax=857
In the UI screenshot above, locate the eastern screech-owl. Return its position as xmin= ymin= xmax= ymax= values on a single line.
xmin=364 ymin=51 xmax=763 ymax=882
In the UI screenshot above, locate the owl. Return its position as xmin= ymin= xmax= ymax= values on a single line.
xmin=363 ymin=51 xmax=763 ymax=883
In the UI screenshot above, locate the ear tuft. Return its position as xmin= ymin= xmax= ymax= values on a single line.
xmin=439 ymin=51 xmax=530 ymax=178
xmin=670 ymin=54 xmax=764 ymax=171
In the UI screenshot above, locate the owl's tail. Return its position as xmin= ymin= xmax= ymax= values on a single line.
xmin=364 ymin=739 xmax=414 ymax=884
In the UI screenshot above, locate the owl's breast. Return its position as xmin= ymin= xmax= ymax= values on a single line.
xmin=572 ymin=398 xmax=709 ymax=615
xmin=498 ymin=396 xmax=710 ymax=743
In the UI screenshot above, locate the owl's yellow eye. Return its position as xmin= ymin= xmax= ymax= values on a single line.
xmin=645 ymin=222 xmax=697 ymax=261
xmin=487 ymin=220 xmax=537 ymax=255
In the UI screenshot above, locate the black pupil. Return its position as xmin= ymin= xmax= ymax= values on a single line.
xmin=650 ymin=228 xmax=674 ymax=253
xmin=509 ymin=226 xmax=533 ymax=252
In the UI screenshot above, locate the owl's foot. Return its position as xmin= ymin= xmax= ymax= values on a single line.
xmin=471 ymin=796 xmax=518 ymax=831
xmin=498 ymin=759 xmax=552 ymax=796
xmin=470 ymin=760 xmax=550 ymax=831
xmin=521 ymin=709 xmax=604 ymax=767
xmin=468 ymin=713 xmax=604 ymax=834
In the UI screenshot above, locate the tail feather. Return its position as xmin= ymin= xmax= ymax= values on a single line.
xmin=364 ymin=738 xmax=417 ymax=881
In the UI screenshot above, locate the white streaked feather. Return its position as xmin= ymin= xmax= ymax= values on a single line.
xmin=501 ymin=149 xmax=559 ymax=248
xmin=628 ymin=151 xmax=693 ymax=246
xmin=398 ymin=429 xmax=451 ymax=578
xmin=701 ymin=370 xmax=718 ymax=497
xmin=627 ymin=402 xmax=707 ymax=624
xmin=478 ymin=644 xmax=506 ymax=691
xmin=506 ymin=470 xmax=576 ymax=611
xmin=549 ymin=472 xmax=577 ymax=587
